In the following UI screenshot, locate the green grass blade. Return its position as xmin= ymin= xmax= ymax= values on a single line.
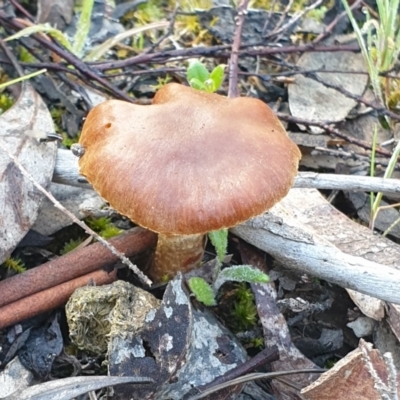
xmin=72 ymin=0 xmax=95 ymax=57
xmin=5 ymin=25 xmax=72 ymax=52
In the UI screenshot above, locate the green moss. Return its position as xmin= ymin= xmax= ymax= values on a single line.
xmin=60 ymin=238 xmax=85 ymax=255
xmin=0 ymin=93 xmax=14 ymax=115
xmin=230 ymin=283 xmax=258 ymax=331
xmin=132 ymin=1 xmax=164 ymax=26
xmin=61 ymin=133 xmax=79 ymax=149
xmin=85 ymin=217 xmax=122 ymax=239
xmin=18 ymin=46 xmax=36 ymax=63
xmin=2 ymin=257 xmax=26 ymax=273
xmin=152 ymin=75 xmax=173 ymax=91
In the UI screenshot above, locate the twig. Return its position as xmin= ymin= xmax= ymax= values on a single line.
xmin=0 ymin=269 xmax=117 ymax=330
xmin=312 ymin=0 xmax=364 ymax=44
xmin=277 ymin=113 xmax=394 ymax=156
xmin=271 ymin=0 xmax=326 ymax=42
xmin=0 ymin=141 xmax=153 ymax=286
xmin=0 ymin=228 xmax=156 ymax=308
xmin=295 ymin=172 xmax=400 ymax=194
xmin=144 ymin=2 xmax=180 ymax=54
xmin=196 ymin=346 xmax=279 ymax=393
xmin=228 ymin=0 xmax=250 ymax=98
xmin=262 ymin=0 xmax=279 ymax=36
xmin=54 ymin=148 xmax=400 ymax=194
xmin=265 ymin=0 xmax=295 ymax=39
xmin=8 ymin=0 xmax=34 ymax=21
xmin=0 ymin=10 xmax=135 ymax=103
xmin=187 ymin=369 xmax=324 ymax=400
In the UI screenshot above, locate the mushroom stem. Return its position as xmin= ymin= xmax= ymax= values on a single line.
xmin=149 ymin=233 xmax=206 ymax=282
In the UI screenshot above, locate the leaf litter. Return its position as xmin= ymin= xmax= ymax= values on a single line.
xmin=1 ymin=0 xmax=400 ymax=399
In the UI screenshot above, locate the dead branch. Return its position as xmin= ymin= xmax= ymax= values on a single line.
xmin=232 ymin=188 xmax=400 ymax=306
xmin=54 ymin=148 xmax=400 ymax=195
xmin=0 ymin=268 xmax=117 ymax=330
xmin=228 ymin=0 xmax=250 ymax=98
xmin=0 ymin=228 xmax=156 ymax=308
xmin=0 ymin=141 xmax=152 ymax=286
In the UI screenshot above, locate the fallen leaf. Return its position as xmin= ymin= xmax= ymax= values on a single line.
xmin=0 ymin=82 xmax=57 ymax=263
xmin=288 ymin=51 xmax=368 ymax=133
xmin=301 ymin=340 xmax=400 ymax=400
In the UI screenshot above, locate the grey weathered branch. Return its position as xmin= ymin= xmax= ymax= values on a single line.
xmin=54 ymin=148 xmax=400 ymax=195
xmin=54 ymin=149 xmax=400 ymax=307
xmin=233 ymin=188 xmax=400 ymax=311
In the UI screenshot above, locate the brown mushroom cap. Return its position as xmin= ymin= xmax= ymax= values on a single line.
xmin=78 ymin=83 xmax=301 ymax=235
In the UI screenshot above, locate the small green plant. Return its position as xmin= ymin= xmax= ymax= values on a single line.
xmin=188 ymin=228 xmax=270 ymax=306
xmin=151 ymin=75 xmax=173 ymax=91
xmin=2 ymin=257 xmax=26 ymax=273
xmin=249 ymin=337 xmax=264 ymax=349
xmin=186 ymin=60 xmax=225 ymax=92
xmin=185 ymin=60 xmax=270 ymax=306
xmin=85 ymin=217 xmax=122 ymax=239
xmin=341 ymin=0 xmax=400 ymax=108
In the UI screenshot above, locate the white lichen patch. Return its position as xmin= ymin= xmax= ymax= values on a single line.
xmin=160 ymin=333 xmax=174 ymax=353
xmin=145 ymin=309 xmax=157 ymax=322
xmin=163 ymin=306 xmax=173 ymax=318
xmin=170 ymin=278 xmax=189 ymax=305
xmin=110 ymin=336 xmax=145 ymax=364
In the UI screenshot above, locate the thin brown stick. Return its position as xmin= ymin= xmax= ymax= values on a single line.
xmin=0 ymin=268 xmax=117 ymax=330
xmin=0 ymin=10 xmax=134 ymax=103
xmin=228 ymin=0 xmax=250 ymax=98
xmin=0 ymin=140 xmax=153 ymax=286
xmin=0 ymin=228 xmax=157 ymax=308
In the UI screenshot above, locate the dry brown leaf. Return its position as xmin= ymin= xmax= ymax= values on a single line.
xmin=0 ymin=82 xmax=57 ymax=263
xmin=301 ymin=340 xmax=400 ymax=400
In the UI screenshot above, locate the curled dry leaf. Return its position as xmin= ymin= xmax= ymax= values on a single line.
xmin=301 ymin=340 xmax=400 ymax=400
xmin=0 ymin=82 xmax=57 ymax=263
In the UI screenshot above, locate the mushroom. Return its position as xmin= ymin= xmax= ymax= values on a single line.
xmin=77 ymin=83 xmax=301 ymax=282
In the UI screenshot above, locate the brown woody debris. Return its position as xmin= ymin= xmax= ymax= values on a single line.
xmin=301 ymin=340 xmax=400 ymax=400
xmin=0 ymin=228 xmax=156 ymax=308
xmin=0 ymin=268 xmax=117 ymax=329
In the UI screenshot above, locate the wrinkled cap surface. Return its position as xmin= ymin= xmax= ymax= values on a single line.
xmin=78 ymin=83 xmax=301 ymax=235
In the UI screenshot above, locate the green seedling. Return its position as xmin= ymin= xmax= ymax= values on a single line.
xmin=189 ymin=227 xmax=269 ymax=306
xmin=187 ymin=277 xmax=217 ymax=306
xmin=185 ymin=60 xmax=270 ymax=306
xmin=187 ymin=60 xmax=226 ymax=93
